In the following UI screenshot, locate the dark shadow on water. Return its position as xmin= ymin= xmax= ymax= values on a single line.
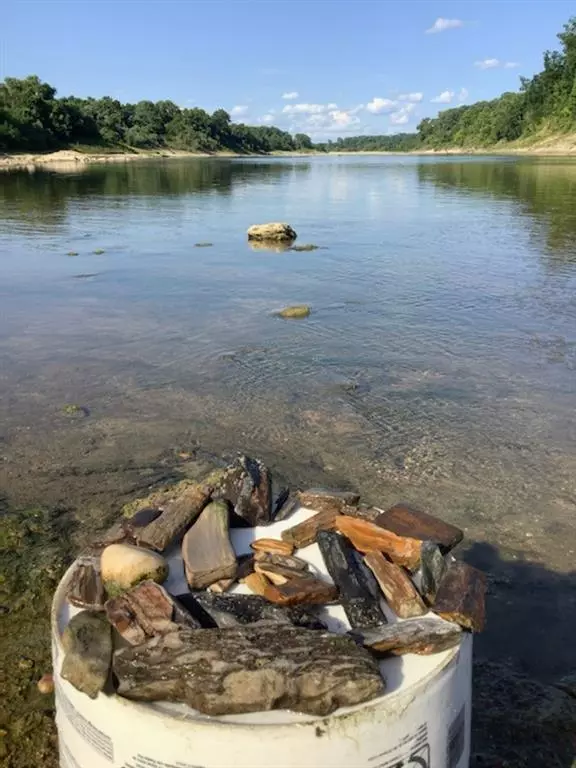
xmin=462 ymin=542 xmax=576 ymax=767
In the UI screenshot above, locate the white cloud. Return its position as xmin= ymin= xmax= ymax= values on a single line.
xmin=426 ymin=18 xmax=463 ymax=34
xmin=475 ymin=58 xmax=500 ymax=70
xmin=366 ymin=97 xmax=397 ymax=114
xmin=260 ymin=113 xmax=275 ymax=124
xmin=282 ymin=91 xmax=299 ymax=100
xmin=389 ymin=103 xmax=417 ymax=126
xmin=458 ymin=87 xmax=469 ymax=102
xmin=398 ymin=92 xmax=423 ymax=103
xmin=230 ymin=105 xmax=248 ymax=117
xmin=430 ymin=90 xmax=454 ymax=104
xmin=282 ymin=103 xmax=337 ymax=115
xmin=475 ymin=59 xmax=520 ymax=70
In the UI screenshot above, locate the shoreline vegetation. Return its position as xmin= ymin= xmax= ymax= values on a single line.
xmin=2 ymin=133 xmax=576 ymax=171
xmin=2 ymin=17 xmax=576 ymax=171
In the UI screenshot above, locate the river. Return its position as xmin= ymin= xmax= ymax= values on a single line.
xmin=0 ymin=155 xmax=575 ymax=765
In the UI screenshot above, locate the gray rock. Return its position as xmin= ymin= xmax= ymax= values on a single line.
xmin=114 ymin=625 xmax=384 ymax=716
xmin=61 ymin=612 xmax=112 ymax=699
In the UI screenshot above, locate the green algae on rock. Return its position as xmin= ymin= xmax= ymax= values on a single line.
xmin=277 ymin=305 xmax=311 ymax=319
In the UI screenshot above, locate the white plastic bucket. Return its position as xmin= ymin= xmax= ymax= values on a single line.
xmin=52 ymin=508 xmax=472 ymax=768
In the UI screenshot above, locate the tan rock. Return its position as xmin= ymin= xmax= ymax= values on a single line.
xmin=247 ymin=222 xmax=297 ymax=242
xmin=100 ymin=544 xmax=168 ymax=596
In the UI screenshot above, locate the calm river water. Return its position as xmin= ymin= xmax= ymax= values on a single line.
xmin=1 ymin=156 xmax=575 ymax=583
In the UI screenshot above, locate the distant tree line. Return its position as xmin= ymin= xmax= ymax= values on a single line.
xmin=0 ymin=77 xmax=313 ymax=154
xmin=416 ymin=17 xmax=576 ymax=149
xmin=315 ymin=133 xmax=421 ymax=152
xmin=1 ymin=18 xmax=575 ymax=156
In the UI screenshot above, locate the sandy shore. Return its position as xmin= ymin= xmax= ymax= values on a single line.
xmin=0 ymin=148 xmax=235 ymax=171
xmin=3 ymin=133 xmax=576 ymax=171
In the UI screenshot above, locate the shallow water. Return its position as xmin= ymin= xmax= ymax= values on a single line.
xmin=1 ymin=155 xmax=575 ymax=581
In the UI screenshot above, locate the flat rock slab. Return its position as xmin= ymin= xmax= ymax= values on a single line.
xmin=433 ymin=560 xmax=486 ymax=632
xmin=67 ymin=560 xmax=105 ymax=611
xmin=244 ymin=571 xmax=338 ymax=606
xmin=364 ymin=551 xmax=426 ymax=619
xmin=317 ymin=531 xmax=386 ymax=629
xmin=354 ymin=617 xmax=462 ymax=656
xmin=176 ymin=591 xmax=327 ymax=630
xmin=136 ymin=482 xmax=212 ymax=552
xmin=420 ymin=541 xmax=447 ymax=604
xmin=61 ymin=612 xmax=112 ymax=699
xmin=376 ymin=504 xmax=463 ymax=554
xmin=114 ymin=625 xmax=384 ymax=716
xmin=281 ymin=508 xmax=341 ymax=549
xmin=105 ymin=580 xmax=199 ymax=645
xmin=335 ymin=516 xmax=422 ymax=570
xmin=182 ymin=501 xmax=237 ymax=589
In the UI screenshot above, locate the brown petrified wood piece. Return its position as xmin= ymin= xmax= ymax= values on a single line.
xmin=136 ymin=483 xmax=212 ymax=552
xmin=114 ymin=625 xmax=384 ymax=716
xmin=317 ymin=531 xmax=386 ymax=629
xmin=206 ymin=455 xmax=272 ymax=527
xmin=363 ymin=551 xmax=426 ymax=619
xmin=244 ymin=571 xmax=338 ymax=607
xmin=297 ymin=489 xmax=360 ymax=517
xmin=105 ymin=580 xmax=200 ymax=645
xmin=254 ymin=562 xmax=310 ymax=586
xmin=353 ymin=617 xmax=462 ymax=656
xmin=335 ymin=516 xmax=422 ymax=570
xmin=182 ymin=501 xmax=237 ymax=589
xmin=281 ymin=509 xmax=341 ymax=549
xmin=433 ymin=560 xmax=486 ymax=632
xmin=375 ymin=504 xmax=463 ymax=554
xmin=250 ymin=538 xmax=294 ymax=556
xmin=67 ymin=559 xmax=105 ymax=611
xmin=253 ymin=551 xmax=309 ymax=571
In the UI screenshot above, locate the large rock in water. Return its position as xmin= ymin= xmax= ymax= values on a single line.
xmin=247 ymin=222 xmax=297 ymax=242
xmin=114 ymin=625 xmax=384 ymax=716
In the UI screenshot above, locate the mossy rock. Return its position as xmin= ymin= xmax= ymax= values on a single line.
xmin=194 ymin=242 xmax=214 ymax=248
xmin=93 ymin=249 xmax=105 ymax=255
xmin=290 ymin=244 xmax=319 ymax=252
xmin=277 ymin=305 xmax=311 ymax=319
xmin=66 ymin=251 xmax=79 ymax=257
xmin=62 ymin=404 xmax=89 ymax=417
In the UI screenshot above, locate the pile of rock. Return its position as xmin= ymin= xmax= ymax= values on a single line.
xmin=61 ymin=455 xmax=485 ymax=717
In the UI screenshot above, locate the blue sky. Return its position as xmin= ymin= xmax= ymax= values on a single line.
xmin=2 ymin=0 xmax=573 ymax=137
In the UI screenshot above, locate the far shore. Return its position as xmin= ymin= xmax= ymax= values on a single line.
xmin=2 ymin=135 xmax=576 ymax=171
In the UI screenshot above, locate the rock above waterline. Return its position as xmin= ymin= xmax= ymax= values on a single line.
xmin=277 ymin=305 xmax=311 ymax=319
xmin=61 ymin=612 xmax=112 ymax=698
xmin=247 ymin=222 xmax=297 ymax=242
xmin=114 ymin=625 xmax=384 ymax=716
xmin=100 ymin=543 xmax=168 ymax=595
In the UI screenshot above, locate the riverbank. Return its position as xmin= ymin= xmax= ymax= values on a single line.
xmin=3 ymin=132 xmax=576 ymax=172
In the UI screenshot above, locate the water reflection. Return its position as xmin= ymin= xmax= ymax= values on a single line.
xmin=0 ymin=159 xmax=309 ymax=232
xmin=417 ymin=159 xmax=576 ymax=263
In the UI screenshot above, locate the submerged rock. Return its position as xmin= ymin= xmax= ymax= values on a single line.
xmin=277 ymin=305 xmax=311 ymax=319
xmin=289 ymin=244 xmax=319 ymax=252
xmin=100 ymin=544 xmax=168 ymax=596
xmin=61 ymin=612 xmax=112 ymax=699
xmin=182 ymin=501 xmax=237 ymax=589
xmin=114 ymin=625 xmax=384 ymax=716
xmin=247 ymin=222 xmax=297 ymax=242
